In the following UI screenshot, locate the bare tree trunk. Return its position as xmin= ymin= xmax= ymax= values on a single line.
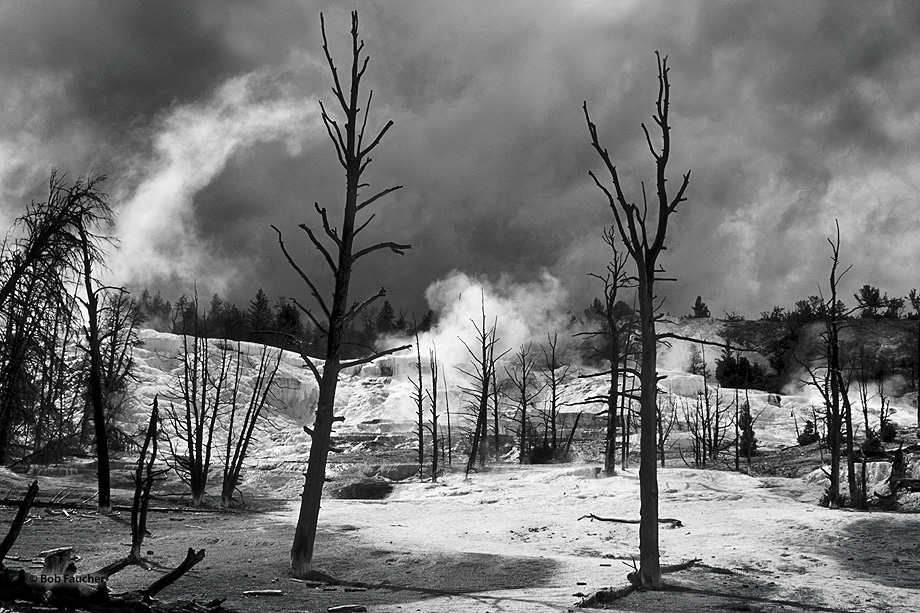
xmin=79 ymin=227 xmax=110 ymax=514
xmin=291 ymin=359 xmax=340 ymax=577
xmin=605 ymin=362 xmax=618 ymax=476
xmin=428 ymin=346 xmax=439 ymax=482
xmin=444 ymin=366 xmax=452 ymax=466
xmin=412 ymin=332 xmax=425 ymax=480
xmin=281 ymin=11 xmax=410 ymax=578
xmin=492 ymin=367 xmax=500 ymax=461
xmin=131 ymin=397 xmax=162 ymax=562
xmin=636 ymin=275 xmax=661 ymax=587
xmin=585 ymin=52 xmax=691 ymax=590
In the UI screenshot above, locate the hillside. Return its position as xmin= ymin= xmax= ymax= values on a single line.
xmin=126 ymin=319 xmax=919 ymax=477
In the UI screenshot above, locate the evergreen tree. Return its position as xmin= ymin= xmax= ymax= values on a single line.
xmin=738 ymin=400 xmax=757 ymax=457
xmin=691 ymin=296 xmax=710 ymax=318
xmin=375 ymin=300 xmax=396 ymax=334
xmin=247 ymin=288 xmax=274 ymax=342
xmin=275 ymin=297 xmax=305 ymax=350
xmin=855 ymin=284 xmax=883 ymax=318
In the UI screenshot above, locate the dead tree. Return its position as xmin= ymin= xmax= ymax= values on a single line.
xmin=131 ymin=396 xmax=168 ymax=562
xmin=657 ymin=393 xmax=678 ymax=467
xmin=0 ymin=172 xmax=113 ymax=503
xmin=443 ymin=364 xmax=453 ymax=466
xmin=909 ymin=289 xmax=920 ymax=404
xmin=491 ymin=364 xmax=503 ymax=460
xmin=576 ymin=232 xmax=638 ymax=475
xmin=584 ymin=52 xmax=691 ymax=589
xmin=74 ymin=179 xmax=116 ymax=514
xmin=0 ymin=265 xmax=72 ymax=463
xmin=798 ymin=221 xmax=858 ymax=508
xmin=97 ymin=290 xmax=143 ymax=431
xmin=505 ymin=343 xmax=543 ymax=464
xmin=221 ymin=343 xmax=282 ymax=507
xmin=410 ymin=330 xmax=425 ymax=480
xmin=426 ymin=345 xmax=440 ymax=481
xmin=162 ymin=303 xmax=234 ymax=507
xmin=274 ymin=11 xmax=411 ymax=578
xmin=0 ymin=172 xmax=107 ymax=312
xmin=457 ymin=296 xmax=508 ymax=476
xmin=539 ymin=331 xmax=571 ymax=457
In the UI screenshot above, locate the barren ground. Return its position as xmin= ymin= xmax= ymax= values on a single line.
xmin=2 ymin=451 xmax=920 ymax=613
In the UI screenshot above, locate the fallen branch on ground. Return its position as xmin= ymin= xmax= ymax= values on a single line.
xmin=0 ymin=481 xmax=220 ymax=611
xmin=577 ymin=513 xmax=683 ymax=528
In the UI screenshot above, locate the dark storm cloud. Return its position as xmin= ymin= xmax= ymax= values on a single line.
xmin=0 ymin=1 xmax=918 ymax=318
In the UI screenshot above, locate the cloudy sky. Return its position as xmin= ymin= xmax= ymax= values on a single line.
xmin=1 ymin=1 xmax=918 ymax=321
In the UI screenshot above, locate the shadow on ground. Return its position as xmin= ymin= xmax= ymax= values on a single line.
xmin=820 ymin=513 xmax=920 ymax=590
xmin=592 ymin=566 xmax=849 ymax=613
xmin=0 ymin=504 xmax=561 ymax=613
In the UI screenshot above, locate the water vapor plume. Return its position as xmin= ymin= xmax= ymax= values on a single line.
xmin=385 ymin=270 xmax=575 ymax=377
xmin=109 ymin=64 xmax=320 ymax=295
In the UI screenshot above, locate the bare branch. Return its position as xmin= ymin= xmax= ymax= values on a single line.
xmin=320 ymin=13 xmax=348 ymax=112
xmin=340 ymin=343 xmax=412 ymax=370
xmin=357 ymin=185 xmax=403 ymax=212
xmin=357 ymin=89 xmax=374 ymax=153
xmin=641 ymin=123 xmax=661 ymax=161
xmin=319 ymin=100 xmax=347 ymax=169
xmin=298 ymin=223 xmax=337 ymax=273
xmin=313 ymin=202 xmax=341 ymax=247
xmin=271 ymin=225 xmax=331 ymax=318
xmin=291 ymin=297 xmax=328 ymax=335
xmin=353 ymin=241 xmax=411 ymax=262
xmin=343 ymin=287 xmax=386 ymax=324
xmin=359 ymin=120 xmax=395 ymax=159
xmin=353 ymin=212 xmax=376 ymax=237
xmin=260 ymin=330 xmax=322 ymax=386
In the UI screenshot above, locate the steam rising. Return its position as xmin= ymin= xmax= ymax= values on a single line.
xmin=109 ymin=66 xmax=320 ymax=293
xmin=392 ymin=270 xmax=574 ymax=373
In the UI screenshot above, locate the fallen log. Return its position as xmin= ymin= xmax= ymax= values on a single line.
xmin=577 ymin=513 xmax=683 ymax=528
xmin=0 ymin=479 xmax=214 ymax=611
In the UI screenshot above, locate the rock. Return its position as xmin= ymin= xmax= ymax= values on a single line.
xmin=364 ymin=463 xmax=419 ymax=481
xmin=329 ymin=478 xmax=393 ymax=500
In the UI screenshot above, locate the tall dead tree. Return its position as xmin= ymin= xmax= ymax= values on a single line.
xmin=73 ymin=179 xmax=116 ymax=514
xmin=163 ymin=311 xmax=230 ymax=507
xmin=426 ymin=345 xmax=440 ymax=481
xmin=411 ymin=331 xmax=425 ymax=480
xmin=457 ymin=296 xmax=508 ymax=476
xmin=584 ymin=52 xmax=691 ymax=589
xmin=505 ymin=343 xmax=543 ymax=464
xmin=443 ymin=364 xmax=453 ymax=466
xmin=576 ymin=229 xmax=637 ymax=475
xmin=221 ymin=343 xmax=282 ymax=507
xmin=540 ymin=331 xmax=570 ymax=456
xmin=799 ymin=222 xmax=859 ymax=508
xmin=274 ymin=11 xmax=410 ymax=578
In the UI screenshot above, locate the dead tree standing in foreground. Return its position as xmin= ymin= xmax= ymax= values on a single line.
xmin=274 ymin=11 xmax=411 ymax=578
xmin=584 ymin=52 xmax=691 ymax=589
